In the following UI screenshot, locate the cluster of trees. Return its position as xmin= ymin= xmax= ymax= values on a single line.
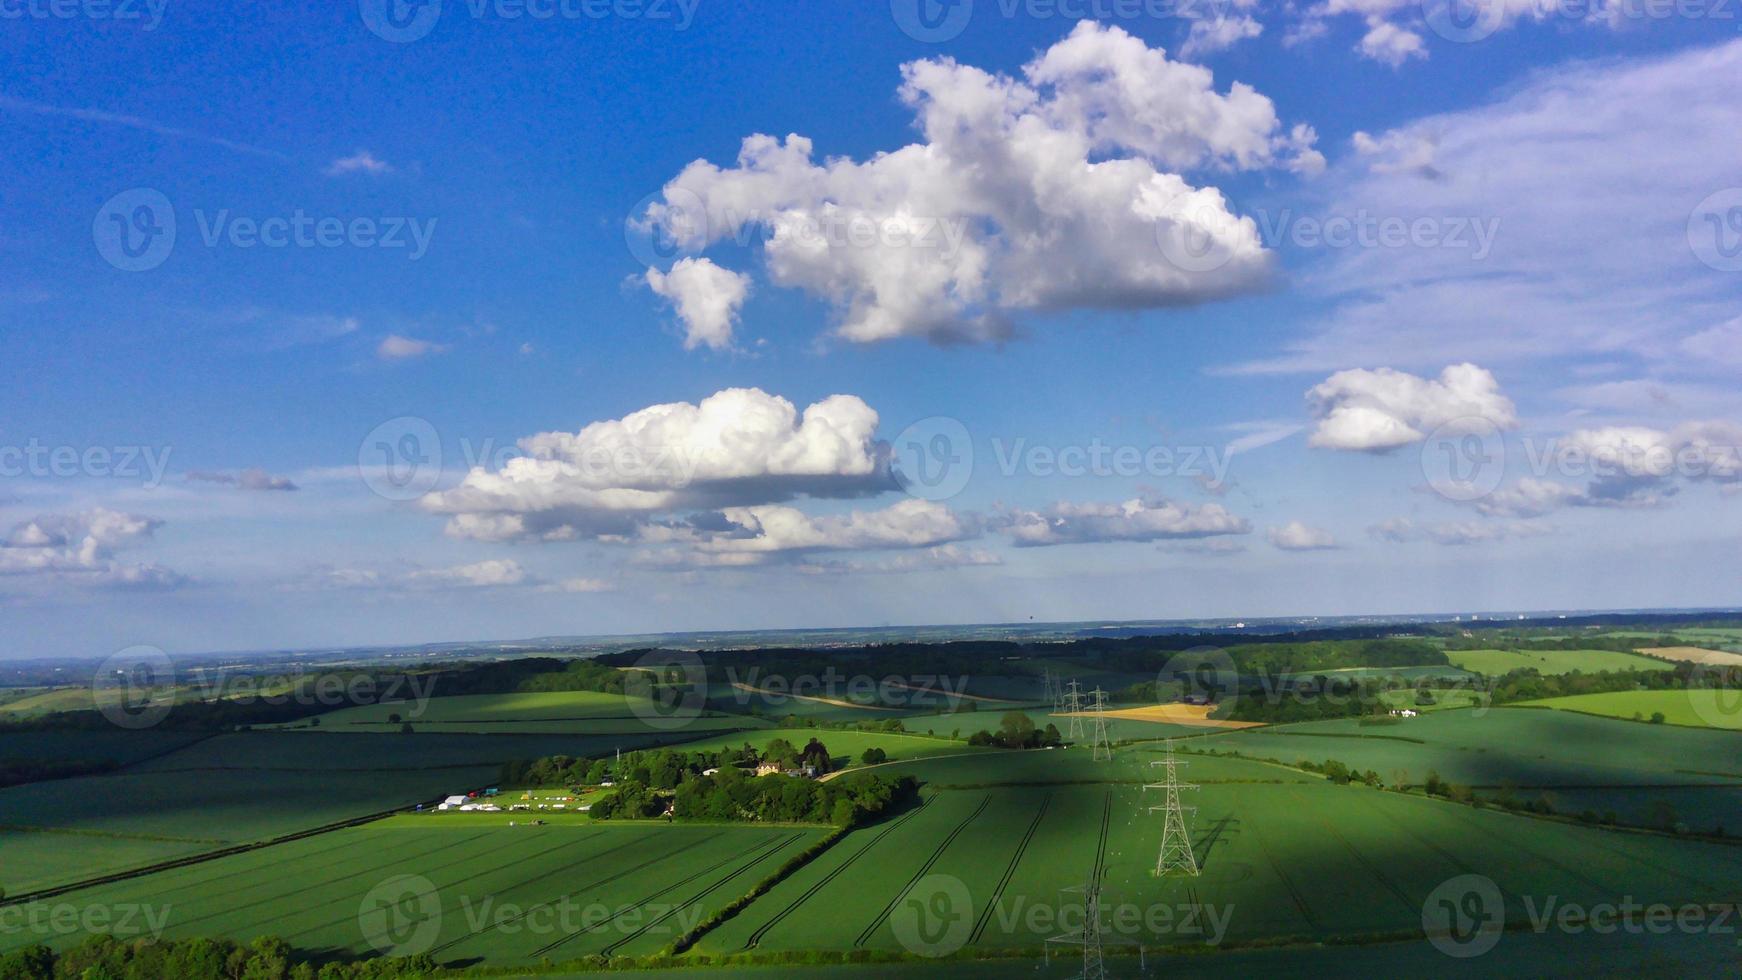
xmin=0 ymin=757 xmax=119 ymax=790
xmin=1485 ymin=666 xmax=1701 ymax=703
xmin=0 ymin=936 xmax=432 ymax=980
xmin=965 ymin=712 xmax=1062 ymax=749
xmin=600 ymin=769 xmax=917 ymax=827
xmin=501 ymin=737 xmax=842 ymax=793
xmin=1298 ymin=758 xmax=1384 ymax=786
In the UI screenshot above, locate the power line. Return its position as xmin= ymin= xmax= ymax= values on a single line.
xmin=1144 ymin=739 xmax=1200 ymax=876
xmin=1045 ymin=878 xmax=1108 ymax=980
xmin=1062 ymin=679 xmax=1085 ymax=741
xmin=1088 ymin=687 xmax=1113 ymax=761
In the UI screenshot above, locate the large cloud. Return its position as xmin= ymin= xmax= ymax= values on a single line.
xmin=0 ymin=508 xmax=183 ymax=588
xmin=637 ymin=22 xmax=1319 ymax=345
xmin=999 ymin=496 xmax=1250 ymax=547
xmin=422 ymin=387 xmax=891 ymax=542
xmin=1307 ymin=363 xmax=1516 ymax=452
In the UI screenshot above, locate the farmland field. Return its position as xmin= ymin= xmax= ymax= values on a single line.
xmin=1524 ymin=689 xmax=1742 ymax=730
xmin=1446 ymin=648 xmax=1667 ymax=675
xmin=1191 ymin=707 xmax=1742 ymax=830
xmin=282 ymin=690 xmax=772 ymax=735
xmin=1638 ymin=646 xmax=1742 ymax=667
xmin=692 ymin=749 xmax=1742 ymax=955
xmin=0 ymin=821 xmax=825 ymax=962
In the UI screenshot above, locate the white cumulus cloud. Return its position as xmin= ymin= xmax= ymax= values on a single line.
xmin=637 ymin=22 xmax=1319 ymax=345
xmin=643 ymin=257 xmax=751 ymax=351
xmin=422 ymin=387 xmax=890 ymax=542
xmin=1000 ymin=496 xmax=1250 ymax=547
xmin=1307 ymin=363 xmax=1516 ymax=452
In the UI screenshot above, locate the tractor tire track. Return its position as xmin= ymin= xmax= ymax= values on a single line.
xmin=969 ymin=794 xmax=1051 ymax=944
xmin=854 ymin=795 xmax=991 ymax=948
xmin=429 ymin=829 xmax=727 ymax=956
xmin=741 ymin=797 xmax=931 ymax=950
xmin=534 ymin=831 xmax=798 ymax=958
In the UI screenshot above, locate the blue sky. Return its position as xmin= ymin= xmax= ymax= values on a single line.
xmin=2 ymin=1 xmax=1739 ymax=657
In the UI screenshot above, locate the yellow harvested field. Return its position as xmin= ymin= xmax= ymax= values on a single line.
xmin=1638 ymin=646 xmax=1742 ymax=667
xmin=1054 ymin=703 xmax=1264 ymax=728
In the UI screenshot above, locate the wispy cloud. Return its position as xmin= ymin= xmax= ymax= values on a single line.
xmin=0 ymin=95 xmax=287 ymax=160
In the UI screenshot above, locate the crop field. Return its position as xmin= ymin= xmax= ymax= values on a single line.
xmin=1446 ymin=648 xmax=1668 ymax=675
xmin=283 ymin=690 xmax=772 ymax=735
xmin=899 ymin=706 xmax=1208 ymax=743
xmin=0 ymin=822 xmax=824 ymax=962
xmin=1638 ymin=646 xmax=1742 ymax=667
xmin=1054 ymin=703 xmax=1262 ymax=729
xmin=0 ymin=764 xmax=498 ymax=895
xmin=692 ymin=749 xmax=1742 ymax=955
xmin=0 ymin=729 xmax=210 ymax=766
xmin=1524 ymin=689 xmax=1742 ymax=730
xmin=1192 ymin=707 xmax=1742 ymax=829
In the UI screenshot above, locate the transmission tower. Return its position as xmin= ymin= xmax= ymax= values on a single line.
xmin=1144 ymin=739 xmax=1200 ymax=876
xmin=1062 ymin=679 xmax=1085 ymax=740
xmin=1042 ymin=668 xmax=1062 ymax=711
xmin=1088 ymin=687 xmax=1113 ymax=761
xmin=1044 ymin=878 xmax=1108 ymax=980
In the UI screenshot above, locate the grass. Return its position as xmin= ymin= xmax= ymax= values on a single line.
xmin=1446 ymin=648 xmax=1667 ymax=676
xmin=1523 ymin=689 xmax=1742 ymax=730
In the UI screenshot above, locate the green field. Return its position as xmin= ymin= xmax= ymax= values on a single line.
xmin=284 ymin=690 xmax=772 ymax=735
xmin=0 ymin=822 xmax=825 ymax=962
xmin=1191 ymin=707 xmax=1742 ymax=830
xmin=692 ymin=749 xmax=1742 ymax=955
xmin=1524 ymin=689 xmax=1742 ymax=730
xmin=1446 ymin=648 xmax=1667 ymax=676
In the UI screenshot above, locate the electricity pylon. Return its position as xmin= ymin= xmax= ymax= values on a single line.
xmin=1088 ymin=687 xmax=1113 ymax=761
xmin=1042 ymin=668 xmax=1063 ymax=711
xmin=1045 ymin=878 xmax=1108 ymax=980
xmin=1144 ymin=739 xmax=1200 ymax=876
xmin=1063 ymin=679 xmax=1085 ymax=740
